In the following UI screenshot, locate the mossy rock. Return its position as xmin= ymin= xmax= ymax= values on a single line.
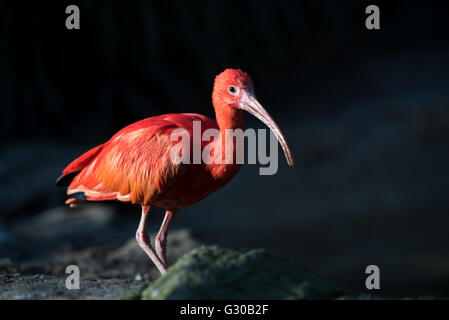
xmin=141 ymin=245 xmax=346 ymax=300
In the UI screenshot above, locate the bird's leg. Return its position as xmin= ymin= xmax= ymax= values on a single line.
xmin=136 ymin=205 xmax=167 ymax=275
xmin=155 ymin=209 xmax=175 ymax=269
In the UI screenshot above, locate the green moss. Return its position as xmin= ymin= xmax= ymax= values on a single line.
xmin=141 ymin=245 xmax=346 ymax=300
xmin=121 ymin=291 xmax=142 ymax=300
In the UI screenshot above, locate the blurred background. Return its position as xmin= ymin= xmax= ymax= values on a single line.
xmin=1 ymin=0 xmax=448 ymax=297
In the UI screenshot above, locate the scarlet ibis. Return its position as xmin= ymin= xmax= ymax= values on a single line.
xmin=57 ymin=69 xmax=294 ymax=275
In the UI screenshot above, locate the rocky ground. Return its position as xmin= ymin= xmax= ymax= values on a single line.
xmin=0 ymin=203 xmax=351 ymax=300
xmin=0 ymin=205 xmax=202 ymax=299
xmin=0 ymin=244 xmax=351 ymax=300
xmin=0 ymin=202 xmax=372 ymax=300
xmin=0 ymin=202 xmax=447 ymax=299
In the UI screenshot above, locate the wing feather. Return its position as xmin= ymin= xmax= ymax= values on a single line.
xmin=64 ymin=113 xmax=216 ymax=205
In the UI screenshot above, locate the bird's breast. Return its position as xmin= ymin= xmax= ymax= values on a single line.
xmin=151 ymin=162 xmax=240 ymax=209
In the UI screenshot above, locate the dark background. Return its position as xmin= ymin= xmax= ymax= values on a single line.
xmin=1 ymin=0 xmax=449 ymax=297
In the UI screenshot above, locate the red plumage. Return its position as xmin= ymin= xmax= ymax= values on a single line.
xmin=63 ymin=113 xmax=233 ymax=208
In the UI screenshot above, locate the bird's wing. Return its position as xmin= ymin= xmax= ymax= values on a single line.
xmin=64 ymin=113 xmax=217 ymax=206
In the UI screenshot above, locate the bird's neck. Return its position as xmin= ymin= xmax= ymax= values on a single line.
xmin=215 ymin=104 xmax=245 ymax=161
xmin=208 ymin=104 xmax=244 ymax=182
xmin=215 ymin=104 xmax=244 ymax=133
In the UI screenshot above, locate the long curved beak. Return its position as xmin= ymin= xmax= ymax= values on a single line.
xmin=240 ymin=92 xmax=294 ymax=166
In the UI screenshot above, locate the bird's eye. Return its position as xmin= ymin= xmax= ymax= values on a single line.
xmin=228 ymin=85 xmax=238 ymax=96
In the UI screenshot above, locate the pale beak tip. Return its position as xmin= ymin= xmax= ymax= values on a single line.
xmin=286 ymin=154 xmax=295 ymax=167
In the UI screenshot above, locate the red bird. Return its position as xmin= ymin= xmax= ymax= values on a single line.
xmin=57 ymin=69 xmax=294 ymax=274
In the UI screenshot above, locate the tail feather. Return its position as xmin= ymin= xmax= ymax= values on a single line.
xmin=68 ymin=192 xmax=87 ymax=200
xmin=65 ymin=190 xmax=126 ymax=206
xmin=57 ymin=143 xmax=108 ymax=207
xmin=56 ymin=143 xmax=105 ymax=187
xmin=58 ymin=142 xmax=130 ymax=207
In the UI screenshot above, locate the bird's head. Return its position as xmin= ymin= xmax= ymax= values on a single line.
xmin=213 ymin=69 xmax=294 ymax=166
